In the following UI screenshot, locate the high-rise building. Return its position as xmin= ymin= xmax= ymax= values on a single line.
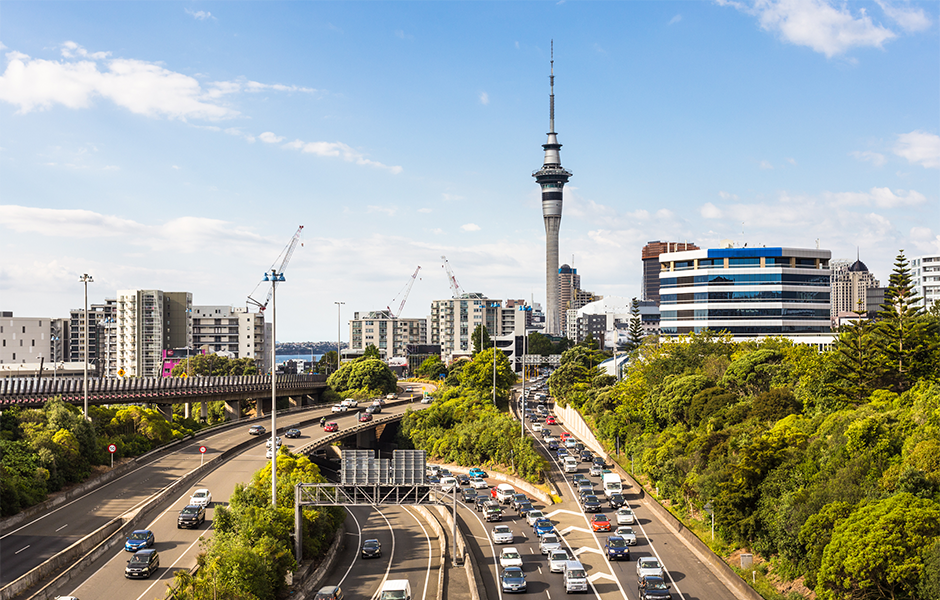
xmin=192 ymin=305 xmax=267 ymax=369
xmin=69 ymin=299 xmax=117 ymax=377
xmin=911 ymin=254 xmax=940 ymax=310
xmin=558 ymin=264 xmax=581 ymax=334
xmin=349 ymin=310 xmax=428 ymax=362
xmin=641 ymin=241 xmax=700 ymax=304
xmin=430 ymin=293 xmax=491 ymax=363
xmin=659 ymin=247 xmax=832 ymax=336
xmin=116 ymin=290 xmax=193 ymax=378
xmin=533 ymin=45 xmax=572 ymax=337
xmin=829 ymin=257 xmax=880 ymax=324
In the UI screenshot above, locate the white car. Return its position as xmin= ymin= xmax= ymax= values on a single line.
xmin=331 ymin=404 xmax=347 ymax=413
xmin=469 ymin=477 xmax=489 ymax=489
xmin=265 ymin=436 xmax=282 ymax=447
xmin=636 ymin=556 xmax=665 ymax=580
xmin=615 ymin=526 xmax=638 ymax=545
xmin=421 ymin=396 xmax=432 ymax=404
xmin=266 ymin=447 xmax=276 ymax=458
xmin=548 ymin=549 xmax=571 ymax=573
xmin=492 ymin=525 xmax=513 ymax=544
xmin=499 ymin=547 xmax=523 ymax=569
xmin=440 ymin=477 xmax=458 ymax=493
xmin=532 ymin=423 xmax=542 ymax=433
xmin=539 ymin=533 xmax=562 ymax=555
xmin=341 ymin=398 xmax=358 ymax=407
xmin=525 ymin=510 xmax=545 ymax=526
xmin=189 ymin=489 xmax=212 ymax=507
xmin=616 ymin=507 xmax=636 ymax=525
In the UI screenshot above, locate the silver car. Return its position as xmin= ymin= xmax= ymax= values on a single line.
xmin=616 ymin=507 xmax=636 ymax=525
xmin=548 ymin=549 xmax=571 ymax=573
xmin=539 ymin=533 xmax=562 ymax=555
xmin=492 ymin=525 xmax=513 ymax=544
xmin=615 ymin=526 xmax=638 ymax=545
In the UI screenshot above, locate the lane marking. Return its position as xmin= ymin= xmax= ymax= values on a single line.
xmin=559 ymin=525 xmax=591 ymax=535
xmin=588 ymin=572 xmax=616 ymax=583
xmin=55 ymin=524 xmax=69 ymax=532
xmin=337 ymin=508 xmax=364 ymax=588
xmin=134 ymin=532 xmax=205 ymax=600
xmin=574 ymin=546 xmax=603 ymax=556
xmin=402 ymin=507 xmax=433 ymax=600
xmin=545 ymin=509 xmax=583 ymax=519
xmin=14 ymin=545 xmax=30 ymax=554
xmin=367 ymin=508 xmax=396 ymax=600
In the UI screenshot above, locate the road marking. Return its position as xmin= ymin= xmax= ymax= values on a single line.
xmin=55 ymin=524 xmax=68 ymax=532
xmin=588 ymin=572 xmax=616 ymax=583
xmin=537 ymin=565 xmax=542 ymax=575
xmin=574 ymin=546 xmax=602 ymax=556
xmin=367 ymin=508 xmax=396 ymax=600
xmin=338 ymin=508 xmax=364 ymax=588
xmin=14 ymin=545 xmax=30 ymax=554
xmin=545 ymin=509 xmax=582 ymax=519
xmin=402 ymin=507 xmax=433 ymax=600
xmin=559 ymin=525 xmax=591 ymax=535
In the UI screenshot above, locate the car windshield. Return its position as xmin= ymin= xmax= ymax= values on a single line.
xmin=193 ymin=491 xmax=207 ymax=498
xmin=542 ymin=535 xmax=558 ymax=544
xmin=503 ymin=551 xmax=519 ymax=559
xmin=551 ymin=551 xmax=568 ymax=561
xmin=529 ymin=511 xmax=542 ymax=519
xmin=503 ymin=568 xmax=523 ymax=577
xmin=129 ymin=554 xmax=150 ymax=564
xmin=586 ymin=496 xmax=598 ymax=502
xmin=494 ymin=526 xmax=509 ymax=533
xmin=181 ymin=507 xmax=199 ymax=515
xmin=608 ymin=538 xmax=625 ymax=547
xmin=129 ymin=531 xmax=150 ymax=540
xmin=619 ymin=508 xmax=632 ymax=514
xmin=641 ymin=559 xmax=661 ymax=569
xmin=568 ymin=569 xmax=586 ymax=578
xmin=363 ymin=540 xmax=380 ymax=548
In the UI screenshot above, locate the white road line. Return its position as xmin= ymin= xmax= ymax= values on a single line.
xmin=55 ymin=524 xmax=68 ymax=532
xmin=402 ymin=507 xmax=433 ymax=600
xmin=368 ymin=508 xmax=396 ymax=600
xmin=458 ymin=497 xmax=503 ymax=600
xmin=337 ymin=508 xmax=364 ymax=588
xmin=14 ymin=545 xmax=29 ymax=554
xmin=134 ymin=533 xmax=205 ymax=600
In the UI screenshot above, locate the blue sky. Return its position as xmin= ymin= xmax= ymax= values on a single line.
xmin=2 ymin=1 xmax=938 ymax=342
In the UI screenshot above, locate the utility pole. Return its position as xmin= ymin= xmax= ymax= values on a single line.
xmin=335 ymin=302 xmax=345 ymax=373
xmin=79 ymin=274 xmax=93 ymax=420
xmin=267 ymin=268 xmax=285 ymax=507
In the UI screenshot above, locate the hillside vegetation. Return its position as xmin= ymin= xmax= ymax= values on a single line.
xmin=549 ymin=253 xmax=940 ymax=599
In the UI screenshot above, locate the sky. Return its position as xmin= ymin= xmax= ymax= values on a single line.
xmin=1 ymin=0 xmax=938 ymax=342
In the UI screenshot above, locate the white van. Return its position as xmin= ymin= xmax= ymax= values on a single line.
xmin=563 ymin=456 xmax=578 ymax=473
xmin=495 ymin=483 xmax=516 ymax=504
xmin=379 ymin=579 xmax=412 ymax=600
xmin=564 ymin=560 xmax=588 ymax=593
xmin=440 ymin=477 xmax=458 ymax=493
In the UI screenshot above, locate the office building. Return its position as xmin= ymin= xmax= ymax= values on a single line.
xmin=659 ymin=247 xmax=832 ymax=336
xmin=912 ymin=254 xmax=940 ymax=310
xmin=829 ymin=258 xmax=879 ymax=324
xmin=0 ymin=312 xmax=54 ymax=366
xmin=116 ymin=290 xmax=193 ymax=378
xmin=192 ymin=305 xmax=267 ymax=370
xmin=642 ymin=241 xmax=700 ymax=305
xmin=349 ymin=310 xmax=428 ymax=362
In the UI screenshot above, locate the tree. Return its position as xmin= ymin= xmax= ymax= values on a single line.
xmin=326 ymin=358 xmax=396 ymax=396
xmin=362 ymin=344 xmax=381 ymax=360
xmin=318 ymin=351 xmax=338 ymax=373
xmin=171 ymin=354 xmax=258 ymax=377
xmin=628 ymin=297 xmax=644 ymax=349
xmin=415 ymin=356 xmax=447 ymax=379
xmin=458 ymin=348 xmax=516 ymax=399
xmin=472 ymin=324 xmax=491 ymax=356
xmin=527 ymin=332 xmax=554 ymax=356
xmin=830 ymin=316 xmax=884 ymax=404
xmin=720 ymin=348 xmax=784 ymax=397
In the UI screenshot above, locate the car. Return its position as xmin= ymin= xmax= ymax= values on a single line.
xmin=485 ymin=506 xmax=503 ymax=522
xmin=124 ymin=529 xmax=155 ymax=552
xmin=189 ymin=489 xmax=212 ymax=507
xmin=615 ymin=526 xmax=638 ymax=545
xmin=636 ymin=556 xmax=665 ymax=580
xmin=565 ymin=438 xmax=578 ymax=449
xmin=593 ymin=456 xmax=607 ymax=469
xmin=330 ymin=404 xmax=347 ymax=413
xmin=525 ymin=510 xmax=545 ymax=526
xmin=313 ymin=586 xmax=344 ymax=600
xmin=468 ymin=467 xmax=488 ymax=478
xmin=572 ymin=473 xmax=588 ymax=484
xmin=638 ymin=575 xmax=672 ymax=599
xmin=469 ymin=477 xmax=488 ymax=489
xmin=580 ymin=450 xmax=594 ymax=462
xmin=341 ymin=398 xmax=358 ymax=408
xmin=590 ymin=464 xmax=603 ymax=477
xmin=324 ymin=422 xmax=338 ymax=432
xmin=582 ymin=495 xmax=602 ymax=512
xmin=560 ymin=432 xmax=572 ymax=441
xmin=608 ymin=493 xmax=626 ymax=509
xmin=528 ymin=414 xmax=540 ymax=423
xmin=178 ymin=504 xmax=206 ymax=528
xmin=248 ymin=424 xmax=265 ymax=435
xmin=510 ymin=494 xmax=529 ymax=510
xmin=284 ymin=428 xmax=301 ymax=438
xmin=500 ymin=566 xmax=527 ymax=593
xmin=591 ymin=514 xmax=612 ymax=532
xmin=420 ymin=396 xmax=432 ymax=404
xmin=539 ymin=533 xmax=562 ymax=554
xmin=124 ymin=548 xmax=159 ymax=578
xmin=533 ymin=518 xmax=555 ymax=537
xmin=556 ymin=448 xmax=568 ymax=459
xmin=440 ymin=477 xmax=458 ymax=493
xmin=499 ymin=547 xmax=523 ymax=569
xmin=358 ymin=412 xmax=372 ymax=422
xmin=574 ymin=442 xmax=585 ymax=452
xmin=541 ymin=428 xmax=552 ymax=438
xmin=545 ymin=416 xmax=557 ymax=425
xmin=365 ymin=404 xmax=382 ymax=414
xmin=265 ymin=436 xmax=282 ymax=447
xmin=462 ymin=488 xmax=478 ymax=502
xmin=427 ymin=474 xmax=441 ymax=485
xmin=361 ymin=538 xmax=382 ymax=558
xmin=492 ymin=525 xmax=513 ymax=544
xmin=456 ymin=474 xmax=470 ymax=486
xmin=604 ymin=535 xmax=630 ymax=561
xmin=532 ymin=423 xmax=542 ymax=433
xmin=266 ymin=447 xmax=276 ymax=459
xmin=577 ymin=480 xmax=593 ymax=495
xmin=517 ymin=502 xmax=535 ymax=518
xmin=374 ymin=398 xmax=387 ymax=406
xmin=547 ymin=439 xmax=560 ymax=451
xmin=386 ymin=393 xmax=397 ymax=400
xmin=616 ymin=507 xmax=636 ymax=525
xmin=476 ymin=497 xmax=496 ymax=512
xmin=426 ymin=465 xmax=442 ymax=477
xmin=548 ymin=549 xmax=571 ymax=573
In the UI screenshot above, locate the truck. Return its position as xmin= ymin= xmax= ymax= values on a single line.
xmin=602 ymin=473 xmax=622 ymax=498
xmin=563 ymin=456 xmax=578 ymax=473
xmin=379 ymin=579 xmax=412 ymax=600
xmin=564 ymin=560 xmax=588 ymax=593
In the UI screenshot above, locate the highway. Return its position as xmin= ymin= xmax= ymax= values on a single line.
xmin=2 ymin=389 xmax=430 ymax=599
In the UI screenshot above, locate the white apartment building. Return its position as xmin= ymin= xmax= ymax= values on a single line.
xmin=430 ymin=293 xmax=501 ymax=364
xmin=0 ymin=312 xmax=54 ymax=368
xmin=116 ymin=290 xmax=192 ymax=378
xmin=348 ymin=310 xmax=428 ymax=362
xmin=911 ymin=254 xmax=940 ymax=311
xmin=192 ymin=305 xmax=268 ymax=371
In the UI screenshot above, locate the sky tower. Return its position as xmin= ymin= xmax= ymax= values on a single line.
xmin=533 ymin=41 xmax=572 ymax=337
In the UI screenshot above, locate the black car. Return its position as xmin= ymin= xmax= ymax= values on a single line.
xmin=284 ymin=428 xmax=301 ymax=438
xmin=125 ymin=549 xmax=159 ymax=578
xmin=427 ymin=475 xmax=441 ymax=485
xmin=582 ymin=495 xmax=602 ymax=512
xmin=608 ymin=493 xmax=626 ymax=509
xmin=548 ymin=440 xmax=559 ymax=450
xmin=574 ymin=442 xmax=585 ymax=452
xmin=638 ymin=576 xmax=672 ymax=599
xmin=462 ymin=488 xmax=478 ymax=502
xmin=178 ymin=504 xmax=206 ymax=528
xmin=510 ymin=494 xmax=529 ymax=510
xmin=456 ymin=474 xmax=471 ymax=486
xmin=593 ymin=456 xmax=607 ymax=469
xmin=517 ymin=502 xmax=535 ymax=518
xmin=475 ymin=496 xmax=491 ymax=512
xmin=314 ymin=586 xmax=345 ymax=600
xmin=580 ymin=450 xmax=594 ymax=462
xmin=361 ymin=539 xmax=382 ymax=558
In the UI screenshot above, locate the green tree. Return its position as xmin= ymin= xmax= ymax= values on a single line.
xmin=171 ymin=354 xmax=258 ymax=377
xmin=362 ymin=344 xmax=381 ymax=360
xmin=527 ymin=332 xmax=554 ymax=356
xmin=720 ymin=348 xmax=784 ymax=397
xmin=327 ymin=358 xmax=396 ymax=396
xmin=831 ymin=316 xmax=884 ymax=404
xmin=798 ymin=501 xmax=853 ymax=588
xmin=628 ymin=297 xmax=644 ymax=349
xmin=318 ymin=350 xmax=338 ymax=373
xmin=415 ymin=355 xmax=447 ymax=379
xmin=458 ymin=347 xmax=516 ymax=401
xmin=472 ymin=324 xmax=492 ymax=356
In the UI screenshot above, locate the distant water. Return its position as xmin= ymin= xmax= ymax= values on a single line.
xmin=276 ymin=354 xmax=323 ymax=363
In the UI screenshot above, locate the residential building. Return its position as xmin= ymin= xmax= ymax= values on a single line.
xmin=642 ymin=241 xmax=700 ymax=304
xmin=558 ymin=264 xmax=580 ymax=333
xmin=829 ymin=258 xmax=879 ymax=324
xmin=659 ymin=246 xmax=832 ymax=336
xmin=192 ymin=305 xmax=267 ymax=370
xmin=116 ymin=290 xmax=193 ymax=378
xmin=69 ymin=299 xmax=117 ymax=376
xmin=912 ymin=254 xmax=940 ymax=310
xmin=0 ymin=312 xmax=54 ymax=366
xmin=430 ymin=293 xmax=491 ymax=363
xmin=349 ymin=310 xmax=428 ymax=362
xmin=570 ymin=296 xmax=631 ymax=346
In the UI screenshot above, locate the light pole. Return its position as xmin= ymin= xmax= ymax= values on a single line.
xmin=79 ymin=274 xmax=93 ymax=420
xmin=520 ymin=330 xmax=527 ymax=441
xmin=265 ymin=268 xmax=285 ymax=507
xmin=334 ymin=302 xmax=345 ymax=373
xmin=51 ymin=325 xmax=60 ymax=385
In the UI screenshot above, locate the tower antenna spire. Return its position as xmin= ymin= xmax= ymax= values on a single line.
xmin=549 ymin=40 xmax=555 ymax=133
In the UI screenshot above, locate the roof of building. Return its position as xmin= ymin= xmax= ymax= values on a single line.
xmin=848 ymin=259 xmax=869 ymax=272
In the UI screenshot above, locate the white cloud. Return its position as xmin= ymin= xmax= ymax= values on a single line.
xmin=851 ymin=150 xmax=887 ymax=166
xmin=461 ymin=223 xmax=481 ymax=232
xmin=417 ymin=208 xmax=432 ymax=214
xmin=479 ymin=91 xmax=489 ymax=105
xmin=669 ymin=14 xmax=683 ymax=25
xmin=824 ymin=187 xmax=926 ymax=208
xmin=785 ymin=157 xmax=797 ymax=165
xmin=759 ymin=160 xmax=774 ymax=169
xmin=442 ymin=193 xmax=464 ymax=202
xmin=718 ymin=191 xmax=739 ymax=200
xmin=185 ymin=8 xmax=216 ymax=21
xmin=894 ymin=131 xmax=940 ymax=169
xmin=60 ymin=41 xmax=110 ymax=60
xmin=701 ymin=202 xmax=723 ymax=218
xmin=910 ymin=227 xmax=940 ymax=254
xmin=875 ymin=0 xmax=931 ymax=32
xmin=718 ymin=0 xmax=897 ymax=57
xmin=259 ymin=131 xmax=285 ymax=144
xmin=281 ymin=139 xmax=402 ymax=174
xmin=395 ymin=30 xmax=413 ymax=40
xmin=366 ymin=205 xmax=397 ymax=217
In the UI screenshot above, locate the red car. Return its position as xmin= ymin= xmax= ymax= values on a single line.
xmin=324 ymin=422 xmax=339 ymax=432
xmin=591 ymin=514 xmax=612 ymax=532
xmin=560 ymin=432 xmax=572 ymax=441
xmin=359 ymin=412 xmax=372 ymax=422
xmin=545 ymin=416 xmax=557 ymax=425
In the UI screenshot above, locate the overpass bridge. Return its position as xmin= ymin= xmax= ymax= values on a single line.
xmin=0 ymin=374 xmax=329 ymax=420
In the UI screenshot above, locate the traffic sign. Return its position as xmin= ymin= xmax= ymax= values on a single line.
xmin=118 ymin=368 xmax=125 ymax=377
xmin=199 ymin=445 xmax=208 ymax=466
xmin=108 ymin=444 xmax=117 ymax=454
xmin=199 ymin=446 xmax=207 ymax=454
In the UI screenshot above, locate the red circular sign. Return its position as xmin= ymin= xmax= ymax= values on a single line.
xmin=108 ymin=444 xmax=117 ymax=454
xmin=199 ymin=446 xmax=207 ymax=454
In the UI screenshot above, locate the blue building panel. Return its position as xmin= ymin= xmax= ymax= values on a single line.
xmin=707 ymin=248 xmax=784 ymax=259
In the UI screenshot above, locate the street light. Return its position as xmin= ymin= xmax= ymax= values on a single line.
xmin=334 ymin=302 xmax=345 ymax=373
xmin=51 ymin=325 xmax=60 ymax=384
xmin=79 ymin=274 xmax=93 ymax=420
xmin=264 ymin=268 xmax=285 ymax=507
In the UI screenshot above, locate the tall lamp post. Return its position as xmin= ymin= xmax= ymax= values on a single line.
xmin=334 ymin=302 xmax=345 ymax=373
xmin=51 ymin=325 xmax=60 ymax=384
xmin=265 ymin=268 xmax=285 ymax=507
xmin=79 ymin=274 xmax=93 ymax=420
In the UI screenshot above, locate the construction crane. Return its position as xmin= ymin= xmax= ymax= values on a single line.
xmin=248 ymin=225 xmax=304 ymax=311
xmin=387 ymin=266 xmax=422 ymax=318
xmin=441 ymin=255 xmax=465 ymax=299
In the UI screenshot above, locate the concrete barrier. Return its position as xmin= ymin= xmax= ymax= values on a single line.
xmin=413 ymin=506 xmax=446 ymax=600
xmin=443 ymin=465 xmax=553 ymax=506
xmin=292 ymin=523 xmax=346 ymax=600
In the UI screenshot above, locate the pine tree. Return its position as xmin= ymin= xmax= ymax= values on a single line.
xmin=628 ymin=297 xmax=644 ymax=349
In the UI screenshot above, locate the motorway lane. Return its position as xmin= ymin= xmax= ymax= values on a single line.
xmin=2 ymin=393 xmax=428 ymax=589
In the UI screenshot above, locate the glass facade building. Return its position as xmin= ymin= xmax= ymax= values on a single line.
xmin=659 ymin=247 xmax=832 ymax=336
